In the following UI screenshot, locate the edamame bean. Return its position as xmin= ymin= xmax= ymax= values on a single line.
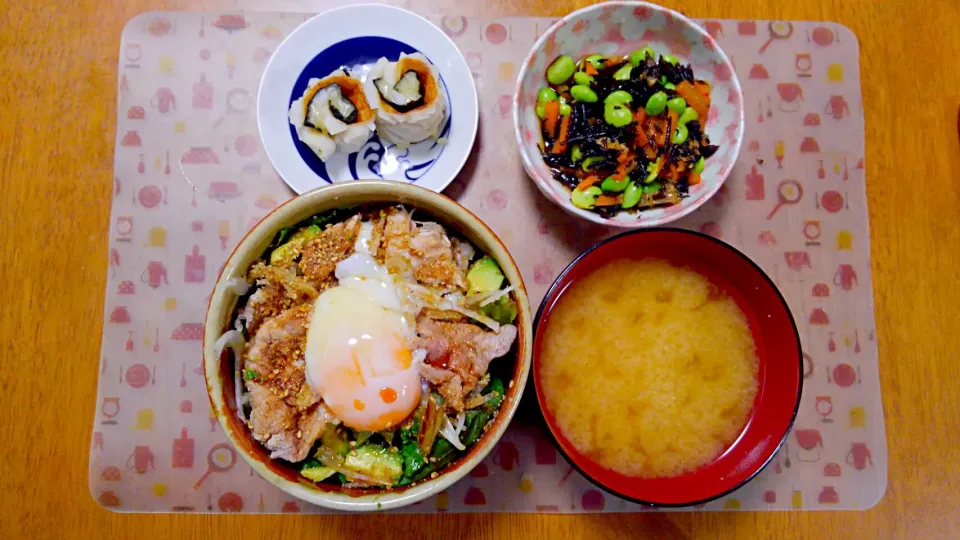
xmin=645 ymin=91 xmax=668 ymax=116
xmin=604 ymin=90 xmax=633 ymax=105
xmin=537 ymin=87 xmax=558 ymax=104
xmin=547 ymin=55 xmax=576 ymax=85
xmin=536 ymin=103 xmax=546 ymax=119
xmin=644 ymin=158 xmax=661 ymax=183
xmin=584 ymin=54 xmax=605 ymax=70
xmin=643 ymin=181 xmax=661 ymax=194
xmin=581 ymin=156 xmax=604 ymax=171
xmin=604 ymin=103 xmax=633 ymax=127
xmin=621 ymin=182 xmax=643 ymax=209
xmin=573 ymin=72 xmax=594 ymax=86
xmin=560 ymin=102 xmax=572 ymax=116
xmin=571 ymin=145 xmax=583 ymax=163
xmin=629 ymin=46 xmax=656 ymax=66
xmin=570 ymin=84 xmax=598 ymax=103
xmin=571 ymin=185 xmax=602 ymax=209
xmin=679 ymin=107 xmax=699 ymax=125
xmin=667 ymin=97 xmax=687 ymax=114
xmin=694 ymin=157 xmax=705 ymax=173
xmin=662 ymin=53 xmax=679 ymax=65
xmin=672 ymin=124 xmax=689 ymax=144
xmin=601 ymin=175 xmax=630 ymax=192
xmin=613 ymin=65 xmax=633 ymax=81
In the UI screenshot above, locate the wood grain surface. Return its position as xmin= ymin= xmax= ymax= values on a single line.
xmin=2 ymin=0 xmax=959 ymax=537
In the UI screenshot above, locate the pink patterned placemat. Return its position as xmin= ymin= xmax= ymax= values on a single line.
xmin=90 ymin=12 xmax=885 ymax=513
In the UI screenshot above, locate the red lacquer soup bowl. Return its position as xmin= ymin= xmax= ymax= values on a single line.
xmin=533 ymin=228 xmax=802 ymax=506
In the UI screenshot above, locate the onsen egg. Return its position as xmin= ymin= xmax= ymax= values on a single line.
xmin=305 ymin=286 xmax=421 ymax=431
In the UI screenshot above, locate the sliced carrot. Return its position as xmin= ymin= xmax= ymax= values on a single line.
xmin=543 ymin=100 xmax=561 ymax=138
xmin=595 ymin=194 xmax=624 ymax=206
xmin=551 ymin=113 xmax=571 ymax=154
xmin=675 ymin=80 xmax=710 ymax=119
xmin=693 ymin=80 xmax=712 ymax=98
xmin=651 ymin=116 xmax=668 ymax=147
xmin=575 ymin=175 xmax=601 ymax=192
xmin=688 ymin=172 xmax=702 ymax=185
xmin=585 ymin=63 xmax=598 ymax=76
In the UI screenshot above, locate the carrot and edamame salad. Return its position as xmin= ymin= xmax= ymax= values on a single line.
xmin=537 ymin=48 xmax=719 ymax=217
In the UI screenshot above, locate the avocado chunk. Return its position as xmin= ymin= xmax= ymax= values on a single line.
xmin=466 ymin=256 xmax=505 ymax=296
xmin=300 ymin=459 xmax=336 ymax=482
xmin=480 ymin=295 xmax=517 ymax=325
xmin=343 ymin=445 xmax=403 ymax=485
xmin=269 ymin=224 xmax=321 ymax=266
xmin=320 ymin=425 xmax=350 ymax=457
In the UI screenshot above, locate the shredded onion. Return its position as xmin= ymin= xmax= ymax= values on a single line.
xmin=438 ymin=413 xmax=466 ymax=451
xmin=215 ymin=330 xmax=248 ymax=422
xmin=224 ymin=277 xmax=250 ymax=296
xmin=400 ymin=283 xmax=501 ymax=331
xmin=467 ymin=285 xmax=517 ymax=308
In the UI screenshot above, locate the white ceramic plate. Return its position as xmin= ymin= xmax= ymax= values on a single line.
xmin=259 ymin=4 xmax=478 ymax=194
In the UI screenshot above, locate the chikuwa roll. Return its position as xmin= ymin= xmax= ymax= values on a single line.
xmin=288 ymin=70 xmax=377 ymax=161
xmin=368 ymin=53 xmax=446 ymax=145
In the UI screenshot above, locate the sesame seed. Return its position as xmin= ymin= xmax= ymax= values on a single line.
xmin=349 ymin=441 xmax=356 ymax=447
xmin=272 ymin=369 xmax=280 ymax=375
xmin=508 ymin=380 xmax=514 ymax=389
xmin=429 ymin=457 xmax=436 ymax=463
xmin=349 ymin=450 xmax=357 ymax=456
xmin=430 ymin=472 xmax=438 ymax=479
xmin=296 ymin=430 xmax=302 ymax=439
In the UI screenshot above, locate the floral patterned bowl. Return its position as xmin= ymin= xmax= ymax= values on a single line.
xmin=512 ymin=2 xmax=744 ymax=228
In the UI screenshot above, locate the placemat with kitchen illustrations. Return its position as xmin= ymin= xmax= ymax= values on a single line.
xmin=91 ymin=11 xmax=885 ymax=513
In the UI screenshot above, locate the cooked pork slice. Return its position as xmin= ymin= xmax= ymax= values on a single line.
xmin=240 ymin=282 xmax=314 ymax=336
xmin=381 ymin=206 xmax=414 ymax=277
xmin=450 ymin=237 xmax=476 ymax=274
xmin=244 ymin=303 xmax=327 ymax=462
xmin=414 ymin=317 xmax=518 ymax=411
xmin=409 ymin=222 xmax=468 ymax=291
xmin=299 ymin=215 xmax=361 ymax=285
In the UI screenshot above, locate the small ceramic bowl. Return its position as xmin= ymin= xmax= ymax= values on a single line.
xmin=203 ymin=181 xmax=532 ymax=512
xmin=533 ymin=229 xmax=802 ymax=506
xmin=513 ymin=1 xmax=745 ymax=228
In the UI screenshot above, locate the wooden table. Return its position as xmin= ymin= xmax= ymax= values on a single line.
xmin=2 ymin=0 xmax=958 ymax=537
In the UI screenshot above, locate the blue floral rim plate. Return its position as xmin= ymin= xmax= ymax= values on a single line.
xmin=258 ymin=4 xmax=478 ymax=194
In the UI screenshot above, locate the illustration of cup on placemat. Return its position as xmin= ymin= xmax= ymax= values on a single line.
xmin=794 ymin=429 xmax=823 ymax=462
xmin=126 ymin=445 xmax=156 ymax=474
xmin=141 ymin=261 xmax=169 ymax=289
xmin=804 ymin=113 xmax=821 ymax=126
xmin=823 ymin=462 xmax=842 ymax=477
xmin=148 ymin=226 xmax=167 ymax=248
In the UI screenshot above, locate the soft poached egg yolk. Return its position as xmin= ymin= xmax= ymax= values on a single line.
xmin=304 ymin=246 xmax=421 ymax=432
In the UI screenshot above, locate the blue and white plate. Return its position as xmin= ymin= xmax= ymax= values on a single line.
xmin=258 ymin=4 xmax=478 ymax=194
